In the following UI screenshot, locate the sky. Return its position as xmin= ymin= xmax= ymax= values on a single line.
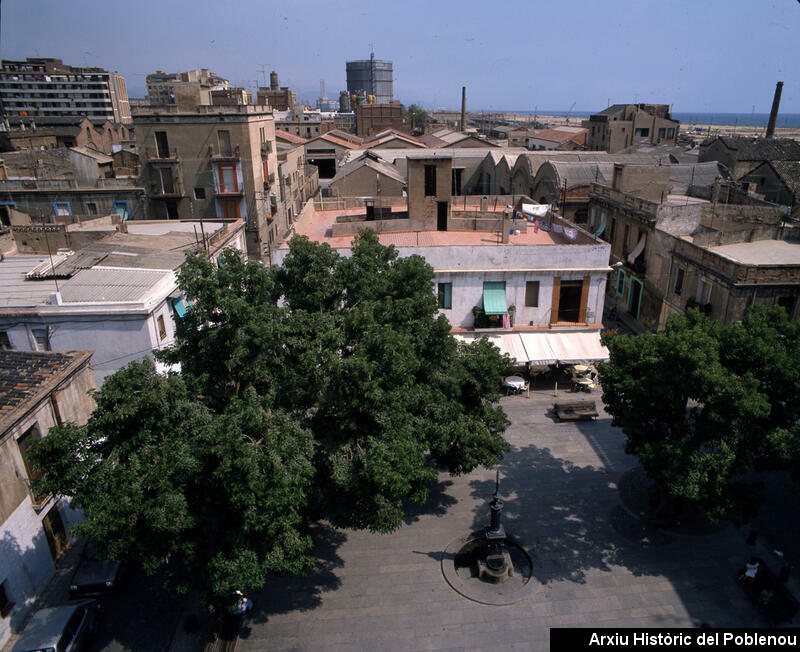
xmin=3 ymin=0 xmax=800 ymax=114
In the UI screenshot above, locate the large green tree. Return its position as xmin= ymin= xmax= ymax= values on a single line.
xmin=31 ymin=231 xmax=510 ymax=608
xmin=599 ymin=305 xmax=800 ymax=524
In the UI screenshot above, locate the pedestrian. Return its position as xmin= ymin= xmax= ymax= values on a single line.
xmin=233 ymin=590 xmax=253 ymax=615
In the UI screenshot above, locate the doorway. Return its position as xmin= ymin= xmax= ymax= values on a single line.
xmin=42 ymin=507 xmax=68 ymax=561
xmin=437 ymin=201 xmax=448 ymax=231
xmin=628 ymin=277 xmax=643 ymax=320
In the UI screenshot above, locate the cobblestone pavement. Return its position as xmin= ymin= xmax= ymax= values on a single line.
xmin=238 ymin=386 xmax=785 ymax=651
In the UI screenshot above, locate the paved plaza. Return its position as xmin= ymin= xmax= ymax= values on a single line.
xmin=238 ymin=385 xmax=785 ymax=651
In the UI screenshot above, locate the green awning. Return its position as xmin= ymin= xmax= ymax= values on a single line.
xmin=483 ymin=281 xmax=507 ymax=315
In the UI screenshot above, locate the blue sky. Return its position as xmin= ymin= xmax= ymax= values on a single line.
xmin=4 ymin=0 xmax=799 ymax=113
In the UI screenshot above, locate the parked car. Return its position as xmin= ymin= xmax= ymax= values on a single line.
xmin=12 ymin=600 xmax=99 ymax=652
xmin=69 ymin=541 xmax=126 ymax=599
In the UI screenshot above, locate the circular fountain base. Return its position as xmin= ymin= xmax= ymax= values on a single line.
xmin=441 ymin=532 xmax=537 ymax=605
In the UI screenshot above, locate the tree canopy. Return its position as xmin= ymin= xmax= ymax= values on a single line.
xmin=404 ymin=104 xmax=430 ymax=133
xmin=30 ymin=231 xmax=510 ymax=609
xmin=599 ymin=305 xmax=800 ymax=525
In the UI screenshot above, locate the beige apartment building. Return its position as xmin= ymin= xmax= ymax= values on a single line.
xmin=132 ymin=105 xmax=283 ymax=261
xmin=584 ymin=104 xmax=678 ymax=153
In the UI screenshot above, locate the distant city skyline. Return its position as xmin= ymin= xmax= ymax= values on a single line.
xmin=3 ymin=0 xmax=799 ymax=114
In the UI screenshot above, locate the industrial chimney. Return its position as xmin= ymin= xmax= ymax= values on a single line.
xmin=766 ymin=81 xmax=783 ymax=138
xmin=270 ymin=71 xmax=279 ymax=91
xmin=460 ymin=87 xmax=466 ymax=132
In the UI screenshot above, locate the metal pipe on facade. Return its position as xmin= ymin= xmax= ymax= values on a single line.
xmin=766 ymin=81 xmax=783 ymax=138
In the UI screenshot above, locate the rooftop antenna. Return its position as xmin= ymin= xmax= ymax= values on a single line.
xmin=258 ymin=64 xmax=269 ymax=87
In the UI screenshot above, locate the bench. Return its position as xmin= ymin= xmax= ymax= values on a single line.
xmin=553 ymin=400 xmax=599 ymax=421
xmin=738 ymin=557 xmax=799 ymax=624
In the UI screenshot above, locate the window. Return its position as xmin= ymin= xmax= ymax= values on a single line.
xmin=0 ymin=580 xmax=13 ymax=618
xmin=437 ymin=282 xmax=452 ymax=309
xmin=222 ymin=198 xmax=240 ymax=219
xmin=0 ymin=331 xmax=10 ymax=349
xmin=634 ymin=127 xmax=649 ymax=137
xmin=156 ymin=167 xmax=175 ymax=194
xmin=17 ymin=426 xmax=47 ymax=505
xmin=259 ymin=126 xmax=265 ymax=144
xmin=217 ymin=130 xmax=232 ymax=156
xmin=673 ymin=267 xmax=685 ymax=296
xmin=194 ymin=187 xmax=206 ymax=200
xmin=616 ymin=270 xmax=627 ymax=297
xmin=155 ymin=131 xmax=169 ymax=158
xmin=667 ymin=128 xmax=675 ymax=138
xmin=218 ymin=164 xmax=238 ymax=193
xmin=86 ymin=202 xmax=97 ymax=215
xmin=424 ymin=164 xmax=436 ymax=196
xmin=165 ymin=200 xmax=179 ymax=219
xmin=696 ymin=278 xmax=710 ymax=304
xmin=658 ymin=128 xmax=666 ymax=139
xmin=112 ymin=201 xmax=130 ymax=221
xmin=31 ymin=327 xmax=49 ymax=351
xmin=451 ymin=168 xmax=463 ymax=196
xmin=525 ymin=281 xmax=540 ymax=307
xmin=777 ymin=296 xmax=797 ymax=318
xmin=609 ymin=217 xmax=617 ymax=243
xmin=157 ymin=315 xmax=167 ymax=340
xmin=53 ymin=201 xmax=71 ymax=217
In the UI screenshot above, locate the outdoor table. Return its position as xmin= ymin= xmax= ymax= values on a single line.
xmin=503 ymin=376 xmax=525 ymax=394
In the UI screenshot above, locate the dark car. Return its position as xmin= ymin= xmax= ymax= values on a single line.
xmin=11 ymin=600 xmax=99 ymax=652
xmin=68 ymin=541 xmax=126 ymax=599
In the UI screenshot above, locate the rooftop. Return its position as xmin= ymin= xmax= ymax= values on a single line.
xmin=702 ymin=136 xmax=800 ymax=162
xmin=708 ymin=240 xmax=800 ymax=266
xmin=0 ymin=349 xmax=93 ymax=434
xmin=286 ymin=205 xmax=580 ymax=250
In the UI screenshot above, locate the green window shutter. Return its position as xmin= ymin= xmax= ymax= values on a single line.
xmin=171 ymin=298 xmax=187 ymax=319
xmin=483 ymin=281 xmax=507 ymax=315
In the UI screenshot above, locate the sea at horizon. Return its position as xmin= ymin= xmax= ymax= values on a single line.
xmin=471 ymin=110 xmax=800 ymax=129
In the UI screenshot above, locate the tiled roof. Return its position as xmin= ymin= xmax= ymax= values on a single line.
xmin=274 ymin=130 xmax=308 ymax=145
xmin=594 ymin=104 xmax=630 ymax=117
xmin=703 ymin=137 xmax=800 ymax=162
xmin=531 ymin=128 xmax=588 ymax=145
xmin=771 ymin=161 xmax=800 ymax=199
xmin=0 ymin=349 xmax=93 ymax=434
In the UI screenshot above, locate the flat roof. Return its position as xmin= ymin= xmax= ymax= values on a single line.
xmin=287 ymin=207 xmax=580 ymax=250
xmin=708 ymin=240 xmax=800 ymax=266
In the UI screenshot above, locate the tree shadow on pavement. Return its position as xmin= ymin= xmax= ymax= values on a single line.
xmin=402 ymin=479 xmax=457 ymax=525
xmin=468 ymin=443 xmax=637 ymax=586
xmin=240 ymin=522 xmax=346 ymax=633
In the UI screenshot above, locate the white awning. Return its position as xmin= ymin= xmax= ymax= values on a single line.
xmin=454 ymin=332 xmax=528 ymax=363
xmin=627 ymin=233 xmax=646 ymax=264
xmin=454 ymin=330 xmax=608 ymax=366
xmin=519 ymin=332 xmax=557 ymax=365
xmin=547 ymin=331 xmax=609 ymax=364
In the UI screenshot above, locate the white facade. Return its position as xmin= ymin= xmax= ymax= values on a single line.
xmin=0 ymin=265 xmax=182 ymax=385
xmin=277 ymin=241 xmax=611 ymax=333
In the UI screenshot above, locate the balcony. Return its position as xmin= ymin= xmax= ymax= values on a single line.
xmin=686 ymin=297 xmax=712 ymax=316
xmin=261 ymin=141 xmax=272 ymax=156
xmin=146 ymin=146 xmax=180 ymax=163
xmin=209 ymin=144 xmax=240 ymax=162
xmin=150 ymin=179 xmax=183 ymax=198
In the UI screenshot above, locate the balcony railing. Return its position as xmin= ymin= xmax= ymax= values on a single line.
xmin=209 ymin=144 xmax=240 ymax=161
xmin=146 ymin=146 xmax=180 ymax=162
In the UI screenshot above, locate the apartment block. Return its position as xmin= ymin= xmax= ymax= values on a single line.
xmin=133 ymin=105 xmax=284 ymax=261
xmin=0 ymin=58 xmax=131 ymax=124
xmin=584 ymin=104 xmax=678 ymax=153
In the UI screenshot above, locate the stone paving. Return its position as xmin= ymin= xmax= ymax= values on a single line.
xmin=239 ymin=385 xmax=784 ymax=651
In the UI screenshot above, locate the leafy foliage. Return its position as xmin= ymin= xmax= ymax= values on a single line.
xmin=31 ymin=230 xmax=510 ymax=608
xmin=599 ymin=305 xmax=800 ymax=524
xmin=404 ymin=104 xmax=430 ymax=133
